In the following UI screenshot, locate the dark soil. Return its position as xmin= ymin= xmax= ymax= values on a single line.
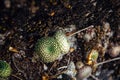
xmin=0 ymin=0 xmax=120 ymax=80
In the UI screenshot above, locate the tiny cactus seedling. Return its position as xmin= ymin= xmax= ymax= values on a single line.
xmin=86 ymin=49 xmax=99 ymax=65
xmin=0 ymin=61 xmax=12 ymax=78
xmin=35 ymin=37 xmax=61 ymax=63
xmin=54 ymin=30 xmax=70 ymax=54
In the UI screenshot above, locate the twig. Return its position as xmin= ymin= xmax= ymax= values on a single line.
xmin=48 ymin=60 xmax=58 ymax=73
xmin=12 ymin=55 xmax=27 ymax=80
xmin=67 ymin=25 xmax=94 ymax=37
xmin=90 ymin=74 xmax=99 ymax=80
xmin=95 ymin=57 xmax=120 ymax=66
xmin=57 ymin=66 xmax=68 ymax=70
xmin=11 ymin=74 xmax=23 ymax=80
xmin=50 ymin=70 xmax=67 ymax=79
xmin=12 ymin=55 xmax=24 ymax=73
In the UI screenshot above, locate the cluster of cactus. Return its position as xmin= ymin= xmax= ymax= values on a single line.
xmin=35 ymin=30 xmax=70 ymax=63
xmin=0 ymin=61 xmax=12 ymax=78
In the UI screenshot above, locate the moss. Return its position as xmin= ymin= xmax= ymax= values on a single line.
xmin=0 ymin=61 xmax=12 ymax=78
xmin=35 ymin=37 xmax=61 ymax=63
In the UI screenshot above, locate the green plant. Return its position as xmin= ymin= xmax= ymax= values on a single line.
xmin=86 ymin=49 xmax=99 ymax=65
xmin=54 ymin=30 xmax=70 ymax=54
xmin=34 ymin=26 xmax=94 ymax=63
xmin=0 ymin=61 xmax=12 ymax=78
xmin=35 ymin=37 xmax=61 ymax=63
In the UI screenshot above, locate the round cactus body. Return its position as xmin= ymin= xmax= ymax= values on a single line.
xmin=89 ymin=49 xmax=99 ymax=61
xmin=0 ymin=61 xmax=12 ymax=78
xmin=35 ymin=37 xmax=61 ymax=63
xmin=54 ymin=30 xmax=70 ymax=54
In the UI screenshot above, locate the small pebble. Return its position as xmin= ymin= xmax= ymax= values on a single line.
xmin=4 ymin=0 xmax=11 ymax=8
xmin=0 ymin=34 xmax=5 ymax=45
xmin=76 ymin=61 xmax=84 ymax=70
xmin=65 ymin=61 xmax=77 ymax=78
xmin=76 ymin=66 xmax=92 ymax=80
xmin=109 ymin=46 xmax=120 ymax=57
xmin=43 ymin=64 xmax=48 ymax=71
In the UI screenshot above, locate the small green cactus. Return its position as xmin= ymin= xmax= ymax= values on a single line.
xmin=89 ymin=49 xmax=98 ymax=61
xmin=35 ymin=37 xmax=61 ymax=63
xmin=0 ymin=61 xmax=12 ymax=78
xmin=54 ymin=30 xmax=70 ymax=54
xmin=86 ymin=49 xmax=99 ymax=65
xmin=35 ymin=30 xmax=71 ymax=63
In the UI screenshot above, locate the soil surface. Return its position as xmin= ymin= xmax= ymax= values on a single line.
xmin=0 ymin=0 xmax=120 ymax=80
